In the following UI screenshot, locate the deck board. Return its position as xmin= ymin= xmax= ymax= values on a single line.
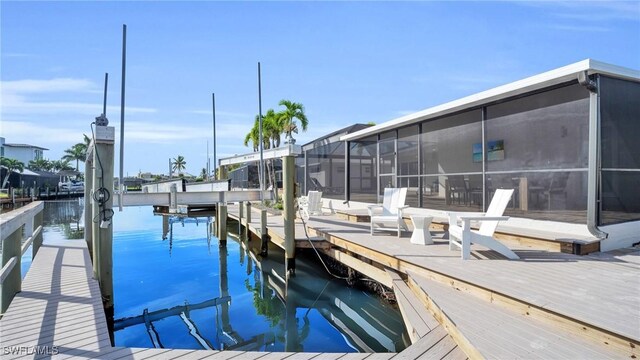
xmin=409 ymin=271 xmax=627 ymax=358
xmin=0 ymin=237 xmax=111 ymax=360
xmin=3 ymin=204 xmax=638 ymax=359
xmin=294 ymin=214 xmax=640 ymax=343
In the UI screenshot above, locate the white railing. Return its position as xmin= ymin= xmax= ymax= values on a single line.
xmin=0 ymin=201 xmax=44 ymax=315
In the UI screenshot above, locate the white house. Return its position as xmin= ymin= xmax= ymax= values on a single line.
xmin=0 ymin=137 xmax=48 ymax=165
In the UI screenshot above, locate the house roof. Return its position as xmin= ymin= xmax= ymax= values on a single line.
xmin=302 ymin=123 xmax=372 ymax=151
xmin=341 ymin=59 xmax=640 ymax=142
xmin=4 ymin=143 xmax=49 ymax=150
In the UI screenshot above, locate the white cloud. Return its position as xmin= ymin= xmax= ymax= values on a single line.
xmin=0 ymin=78 xmax=157 ymax=117
xmin=187 ymin=109 xmax=250 ymax=119
xmin=2 ymin=78 xmax=97 ymax=93
xmin=116 ymin=121 xmax=245 ymax=144
xmin=518 ymin=1 xmax=640 ymax=21
xmin=1 ymin=53 xmax=33 ymax=58
xmin=0 ymin=120 xmax=87 ymax=144
xmin=1 ymin=98 xmax=156 ymax=116
xmin=547 ymin=24 xmax=611 ymax=33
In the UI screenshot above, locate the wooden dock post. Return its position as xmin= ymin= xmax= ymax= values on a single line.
xmin=260 ymin=209 xmax=268 ymax=256
xmin=84 ymin=153 xmax=94 ymax=257
xmin=245 ymin=202 xmax=252 ymax=240
xmin=169 ymin=184 xmax=178 ymax=213
xmin=238 ymin=201 xmax=243 ymax=234
xmin=90 ymin=125 xmax=115 ymax=312
xmin=283 ymin=154 xmax=295 ymax=277
xmin=218 ymin=203 xmax=227 ymax=247
xmin=1 ymin=227 xmax=22 ymax=314
xmin=32 ymin=210 xmax=43 ymax=258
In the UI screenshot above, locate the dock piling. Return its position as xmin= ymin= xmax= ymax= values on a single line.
xmin=32 ymin=210 xmax=43 ymax=258
xmin=238 ymin=201 xmax=243 ymax=234
xmin=169 ymin=184 xmax=177 ymax=213
xmin=84 ymin=154 xmax=94 ymax=257
xmin=90 ymin=125 xmax=115 ymax=312
xmin=218 ymin=203 xmax=227 ymax=247
xmin=260 ymin=209 xmax=268 ymax=256
xmin=283 ymin=154 xmax=295 ymax=277
xmin=1 ymin=227 xmax=22 ymax=314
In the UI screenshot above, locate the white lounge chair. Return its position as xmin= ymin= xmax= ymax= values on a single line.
xmin=298 ymin=191 xmax=323 ymax=220
xmin=368 ymin=188 xmax=409 ymax=238
xmin=448 ymin=188 xmax=519 ymax=260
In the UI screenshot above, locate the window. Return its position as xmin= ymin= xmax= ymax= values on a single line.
xmin=599 ymin=76 xmax=640 ymax=225
xmin=420 ymin=110 xmax=482 ymax=211
xmin=485 ymin=84 xmax=590 ymax=222
xmin=306 ymin=142 xmax=345 ymax=200
xmin=349 ymin=136 xmax=377 ymax=203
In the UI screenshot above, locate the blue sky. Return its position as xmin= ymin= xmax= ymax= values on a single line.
xmin=2 ymin=1 xmax=639 ymax=176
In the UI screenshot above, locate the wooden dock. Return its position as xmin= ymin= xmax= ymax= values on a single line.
xmin=1 ymin=203 xmax=638 ymax=359
xmin=227 ymin=205 xmax=639 ymax=358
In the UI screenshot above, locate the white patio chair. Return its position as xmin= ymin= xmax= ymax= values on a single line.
xmin=368 ymin=188 xmax=409 ymax=238
xmin=448 ymin=188 xmax=519 ymax=260
xmin=298 ymin=191 xmax=323 ymax=220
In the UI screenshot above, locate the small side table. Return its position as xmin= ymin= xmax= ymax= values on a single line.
xmin=410 ymin=215 xmax=434 ymax=245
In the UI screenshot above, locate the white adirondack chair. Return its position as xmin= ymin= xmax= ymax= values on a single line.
xmin=368 ymin=188 xmax=409 ymax=238
xmin=298 ymin=191 xmax=323 ymax=220
xmin=448 ymin=188 xmax=519 ymax=260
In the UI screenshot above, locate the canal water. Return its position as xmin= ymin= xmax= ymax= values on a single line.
xmin=39 ymin=200 xmax=409 ymax=353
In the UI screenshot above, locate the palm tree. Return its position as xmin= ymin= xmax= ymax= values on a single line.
xmin=62 ymin=143 xmax=87 ymax=171
xmin=172 ymin=155 xmax=187 ymax=175
xmin=244 ymin=117 xmax=272 ymax=152
xmin=200 ymin=167 xmax=207 ymax=179
xmin=1 ymin=157 xmax=25 ymax=189
xmin=83 ymin=134 xmax=91 ymax=148
xmin=244 ymin=119 xmax=259 ymax=152
xmin=28 ymin=158 xmax=53 ymax=172
xmin=278 ymin=100 xmax=308 ymax=144
xmin=263 ymin=109 xmax=283 ymax=148
xmin=51 ymin=160 xmax=74 ymax=172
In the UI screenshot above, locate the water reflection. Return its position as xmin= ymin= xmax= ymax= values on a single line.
xmin=161 ymin=215 xmax=213 ymax=256
xmin=112 ymin=210 xmax=408 ymax=353
xmin=43 ymin=199 xmax=84 ymax=239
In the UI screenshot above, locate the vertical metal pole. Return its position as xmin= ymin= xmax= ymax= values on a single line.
xmin=587 ymin=76 xmax=607 ymax=239
xmin=344 ymin=142 xmax=349 ymax=203
xmin=212 ymin=93 xmax=217 ymax=180
xmin=103 ymin=73 xmax=108 ymax=116
xmin=417 ymin=123 xmax=423 ymax=208
xmin=169 ymin=158 xmax=172 ymax=177
xmin=481 ymin=107 xmax=487 ymax=212
xmin=258 ymin=62 xmax=264 ymax=202
xmin=119 ymin=24 xmax=127 ymax=211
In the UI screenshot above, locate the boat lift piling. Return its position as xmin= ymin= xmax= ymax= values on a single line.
xmin=283 ymin=154 xmax=296 ymax=278
xmin=218 ymin=203 xmax=228 ymax=247
xmin=260 ymin=209 xmax=268 ymax=256
xmin=89 ymin=125 xmax=115 ymax=314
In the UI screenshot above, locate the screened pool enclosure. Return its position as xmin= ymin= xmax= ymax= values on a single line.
xmin=220 ymin=60 xmax=639 ymax=251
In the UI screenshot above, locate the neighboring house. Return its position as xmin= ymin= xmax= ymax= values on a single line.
xmin=0 ymin=137 xmax=48 ymax=164
xmin=0 ymin=167 xmax=59 ymax=189
xmin=121 ymin=176 xmax=151 ymax=188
